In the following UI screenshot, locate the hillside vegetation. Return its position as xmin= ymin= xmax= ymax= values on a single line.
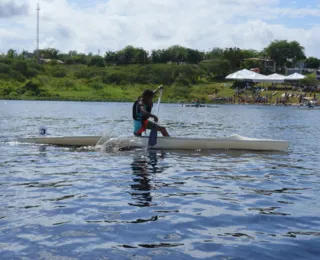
xmin=1 ymin=41 xmax=318 ymax=103
xmin=0 ymin=59 xmax=228 ymax=102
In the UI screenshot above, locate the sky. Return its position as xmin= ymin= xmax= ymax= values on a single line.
xmin=0 ymin=0 xmax=320 ymax=57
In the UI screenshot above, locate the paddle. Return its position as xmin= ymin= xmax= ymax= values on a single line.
xmin=148 ymin=88 xmax=163 ymax=147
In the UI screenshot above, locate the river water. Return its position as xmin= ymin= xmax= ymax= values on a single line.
xmin=1 ymin=100 xmax=320 ymax=260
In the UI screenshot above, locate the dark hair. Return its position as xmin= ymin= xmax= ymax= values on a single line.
xmin=142 ymin=89 xmax=154 ymax=99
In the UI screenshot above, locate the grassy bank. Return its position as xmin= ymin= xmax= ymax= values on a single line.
xmin=0 ymin=61 xmax=225 ymax=102
xmin=0 ymin=79 xmax=225 ymax=103
xmin=0 ymin=61 xmax=315 ymax=104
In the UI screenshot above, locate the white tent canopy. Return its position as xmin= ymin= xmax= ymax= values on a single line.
xmin=226 ymin=69 xmax=268 ymax=82
xmin=248 ymin=73 xmax=268 ymax=82
xmin=225 ymin=69 xmax=257 ymax=80
xmin=226 ymin=69 xmax=306 ymax=83
xmin=285 ymin=73 xmax=305 ymax=80
xmin=264 ymin=73 xmax=286 ymax=83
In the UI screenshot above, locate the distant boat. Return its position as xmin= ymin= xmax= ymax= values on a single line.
xmin=298 ymin=105 xmax=320 ymax=110
xmin=181 ymin=103 xmax=219 ymax=108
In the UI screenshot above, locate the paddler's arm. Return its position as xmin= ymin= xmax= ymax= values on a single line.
xmin=139 ymin=101 xmax=159 ymax=122
xmin=153 ymin=85 xmax=163 ymax=96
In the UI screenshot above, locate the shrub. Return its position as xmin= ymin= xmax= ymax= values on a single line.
xmin=50 ymin=59 xmax=58 ymax=66
xmin=301 ymin=73 xmax=318 ymax=86
xmin=23 ymin=81 xmax=41 ymax=95
xmin=0 ymin=63 xmax=11 ymax=74
xmin=74 ymin=69 xmax=95 ymax=79
xmin=19 ymin=80 xmax=49 ymax=97
xmin=8 ymin=60 xmax=41 ymax=78
xmin=65 ymin=58 xmax=75 ymax=65
xmin=171 ymin=84 xmax=191 ymax=99
xmin=64 ymin=79 xmax=75 ymax=89
xmin=9 ymin=70 xmax=26 ymax=82
xmin=38 ymin=76 xmax=47 ymax=84
xmin=0 ymin=57 xmax=13 ymax=65
xmin=29 ymin=62 xmax=44 ymax=72
xmin=12 ymin=60 xmax=29 ymax=77
xmin=89 ymin=81 xmax=103 ymax=90
xmin=0 ymin=72 xmax=11 ymax=81
xmin=0 ymin=86 xmax=13 ymax=96
xmin=174 ymin=73 xmax=191 ymax=86
xmin=51 ymin=68 xmax=67 ymax=78
xmin=102 ymin=71 xmax=136 ymax=84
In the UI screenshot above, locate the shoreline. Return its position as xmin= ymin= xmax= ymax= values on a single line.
xmin=1 ymin=97 xmax=302 ymax=107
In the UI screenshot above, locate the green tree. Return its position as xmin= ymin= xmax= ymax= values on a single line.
xmin=200 ymin=59 xmax=231 ymax=79
xmin=7 ymin=49 xmax=17 ymax=59
xmin=305 ymin=57 xmax=320 ymax=69
xmin=167 ymin=45 xmax=188 ymax=63
xmin=241 ymin=49 xmax=260 ymax=59
xmin=264 ymin=40 xmax=305 ymax=69
xmin=38 ymin=48 xmax=60 ymax=59
xmin=133 ymin=48 xmax=148 ymax=64
xmin=223 ymin=47 xmax=244 ymax=70
xmin=19 ymin=50 xmax=33 ymax=59
xmin=104 ymin=51 xmax=117 ymax=64
xmin=187 ymin=49 xmax=203 ymax=64
xmin=240 ymin=59 xmax=261 ymax=70
xmin=151 ymin=50 xmax=163 ymax=63
xmin=208 ymin=48 xmax=224 ymax=60
xmin=122 ymin=45 xmax=136 ymax=64
xmin=66 ymin=51 xmax=88 ymax=64
xmin=88 ymin=55 xmax=105 ymax=67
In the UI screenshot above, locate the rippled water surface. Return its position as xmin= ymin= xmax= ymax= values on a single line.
xmin=1 ymin=100 xmax=320 ymax=260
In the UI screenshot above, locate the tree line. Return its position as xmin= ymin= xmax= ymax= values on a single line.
xmin=2 ymin=40 xmax=320 ymax=71
xmin=1 ymin=39 xmax=319 ymax=101
xmin=1 ymin=39 xmax=319 ymax=100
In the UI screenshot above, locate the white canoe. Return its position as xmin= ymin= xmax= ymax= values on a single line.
xmin=18 ymin=134 xmax=288 ymax=151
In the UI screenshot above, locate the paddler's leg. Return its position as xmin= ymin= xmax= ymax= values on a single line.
xmin=147 ymin=121 xmax=169 ymax=137
xmin=133 ymin=120 xmax=145 ymax=136
xmin=159 ymin=127 xmax=169 ymax=137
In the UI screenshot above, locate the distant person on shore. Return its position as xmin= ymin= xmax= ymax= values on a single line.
xmin=195 ymin=98 xmax=200 ymax=107
xmin=132 ymin=86 xmax=169 ymax=137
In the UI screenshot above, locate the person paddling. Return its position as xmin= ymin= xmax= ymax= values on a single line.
xmin=132 ymin=85 xmax=169 ymax=137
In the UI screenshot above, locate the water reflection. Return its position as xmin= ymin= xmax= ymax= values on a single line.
xmin=38 ymin=145 xmax=47 ymax=157
xmin=129 ymin=151 xmax=165 ymax=207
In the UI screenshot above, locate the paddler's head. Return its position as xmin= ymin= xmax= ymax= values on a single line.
xmin=142 ymin=89 xmax=154 ymax=105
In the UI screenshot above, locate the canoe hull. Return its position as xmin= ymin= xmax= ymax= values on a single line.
xmin=18 ymin=135 xmax=289 ymax=151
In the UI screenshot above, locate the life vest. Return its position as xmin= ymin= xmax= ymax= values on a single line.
xmin=132 ymin=98 xmax=152 ymax=121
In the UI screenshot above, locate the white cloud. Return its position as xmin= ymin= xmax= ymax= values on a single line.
xmin=0 ymin=0 xmax=29 ymax=18
xmin=0 ymin=0 xmax=319 ymax=57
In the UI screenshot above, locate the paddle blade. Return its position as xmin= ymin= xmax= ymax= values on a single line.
xmin=148 ymin=128 xmax=158 ymax=146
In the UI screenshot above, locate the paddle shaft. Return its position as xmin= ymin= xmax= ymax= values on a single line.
xmin=148 ymin=89 xmax=162 ymax=146
xmin=155 ymin=89 xmax=163 ymax=117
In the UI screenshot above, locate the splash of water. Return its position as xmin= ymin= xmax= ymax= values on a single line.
xmin=95 ymin=135 xmax=144 ymax=152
